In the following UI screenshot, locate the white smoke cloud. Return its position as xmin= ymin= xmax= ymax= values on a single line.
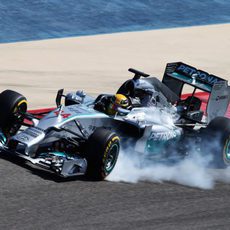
xmin=107 ymin=149 xmax=216 ymax=189
xmin=107 ymin=107 xmax=230 ymax=189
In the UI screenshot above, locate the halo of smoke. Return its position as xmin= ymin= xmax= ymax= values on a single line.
xmin=108 ymin=107 xmax=229 ymax=189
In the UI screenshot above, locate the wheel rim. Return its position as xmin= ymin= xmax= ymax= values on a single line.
xmin=104 ymin=144 xmax=119 ymax=173
xmin=224 ymin=137 xmax=230 ymax=162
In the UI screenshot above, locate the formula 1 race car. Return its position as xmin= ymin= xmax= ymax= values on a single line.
xmin=0 ymin=62 xmax=229 ymax=180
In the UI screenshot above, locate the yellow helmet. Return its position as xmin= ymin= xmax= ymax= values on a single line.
xmin=107 ymin=94 xmax=129 ymax=115
xmin=114 ymin=94 xmax=129 ymax=108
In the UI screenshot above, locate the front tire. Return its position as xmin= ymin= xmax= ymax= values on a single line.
xmin=0 ymin=90 xmax=27 ymax=136
xmin=85 ymin=128 xmax=120 ymax=180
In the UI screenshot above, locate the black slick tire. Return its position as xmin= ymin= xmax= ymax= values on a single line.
xmin=0 ymin=90 xmax=27 ymax=136
xmin=85 ymin=128 xmax=120 ymax=180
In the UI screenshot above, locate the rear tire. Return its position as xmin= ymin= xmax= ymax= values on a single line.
xmin=202 ymin=117 xmax=230 ymax=168
xmin=85 ymin=128 xmax=120 ymax=180
xmin=0 ymin=90 xmax=27 ymax=136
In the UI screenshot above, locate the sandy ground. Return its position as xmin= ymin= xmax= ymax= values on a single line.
xmin=0 ymin=23 xmax=229 ymax=108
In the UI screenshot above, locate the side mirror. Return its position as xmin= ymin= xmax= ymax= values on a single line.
xmin=56 ymin=89 xmax=64 ymax=107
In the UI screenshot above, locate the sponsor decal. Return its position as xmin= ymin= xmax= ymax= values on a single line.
xmin=103 ymin=136 xmax=119 ymax=162
xmin=215 ymin=95 xmax=228 ymax=101
xmin=148 ymin=131 xmax=177 ymax=141
xmin=176 ymin=64 xmax=221 ymax=85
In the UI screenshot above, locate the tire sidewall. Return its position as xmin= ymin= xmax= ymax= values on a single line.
xmin=0 ymin=90 xmax=27 ymax=135
xmin=223 ymin=135 xmax=230 ymax=165
xmin=86 ymin=128 xmax=120 ymax=180
xmin=101 ymin=135 xmax=120 ymax=177
xmin=204 ymin=117 xmax=230 ymax=168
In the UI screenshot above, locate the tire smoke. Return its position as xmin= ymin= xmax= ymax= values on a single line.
xmin=107 ymin=107 xmax=230 ymax=189
xmin=108 ymin=148 xmax=218 ymax=189
xmin=108 ymin=136 xmax=230 ymax=189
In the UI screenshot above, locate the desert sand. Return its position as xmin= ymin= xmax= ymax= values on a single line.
xmin=0 ymin=23 xmax=229 ymax=108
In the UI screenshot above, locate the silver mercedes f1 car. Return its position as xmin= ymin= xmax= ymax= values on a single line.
xmin=0 ymin=62 xmax=229 ymax=180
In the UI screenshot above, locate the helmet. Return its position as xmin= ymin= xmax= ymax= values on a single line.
xmin=106 ymin=94 xmax=129 ymax=115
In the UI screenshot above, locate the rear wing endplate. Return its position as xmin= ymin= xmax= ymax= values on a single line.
xmin=207 ymin=82 xmax=230 ymax=122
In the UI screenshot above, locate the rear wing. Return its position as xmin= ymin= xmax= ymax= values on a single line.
xmin=162 ymin=62 xmax=229 ymax=122
xmin=162 ymin=62 xmax=227 ymax=96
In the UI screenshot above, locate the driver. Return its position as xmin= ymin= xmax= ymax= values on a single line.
xmin=94 ymin=94 xmax=131 ymax=115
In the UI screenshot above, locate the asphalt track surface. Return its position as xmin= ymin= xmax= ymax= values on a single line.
xmin=1 ymin=153 xmax=230 ymax=230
